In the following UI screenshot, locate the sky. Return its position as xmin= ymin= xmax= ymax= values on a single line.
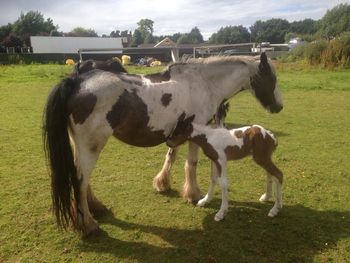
xmin=0 ymin=0 xmax=348 ymax=39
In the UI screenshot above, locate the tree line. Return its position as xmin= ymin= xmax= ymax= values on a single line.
xmin=0 ymin=3 xmax=349 ymax=49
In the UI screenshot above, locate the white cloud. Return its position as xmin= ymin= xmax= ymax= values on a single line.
xmin=0 ymin=0 xmax=348 ymax=39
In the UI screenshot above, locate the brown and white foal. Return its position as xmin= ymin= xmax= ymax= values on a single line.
xmin=166 ymin=116 xmax=283 ymax=221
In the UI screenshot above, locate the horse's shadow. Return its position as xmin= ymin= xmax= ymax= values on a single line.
xmin=79 ymin=202 xmax=350 ymax=262
xmin=225 ymin=122 xmax=290 ymax=137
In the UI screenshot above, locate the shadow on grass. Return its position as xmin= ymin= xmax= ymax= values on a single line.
xmin=225 ymin=122 xmax=290 ymax=137
xmin=79 ymin=202 xmax=350 ymax=262
xmin=158 ymin=188 xmax=181 ymax=198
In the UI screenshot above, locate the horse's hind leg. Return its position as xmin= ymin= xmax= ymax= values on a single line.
xmin=183 ymin=142 xmax=202 ymax=203
xmin=87 ymin=185 xmax=108 ymax=218
xmin=73 ymin=135 xmax=108 ymax=237
xmin=153 ymin=147 xmax=179 ymax=192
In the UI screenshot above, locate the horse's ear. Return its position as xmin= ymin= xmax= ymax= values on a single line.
xmin=260 ymin=52 xmax=268 ymax=65
xmin=185 ymin=114 xmax=195 ymax=124
xmin=178 ymin=112 xmax=186 ymax=122
xmin=74 ymin=62 xmax=81 ymax=74
xmin=259 ymin=52 xmax=270 ymax=72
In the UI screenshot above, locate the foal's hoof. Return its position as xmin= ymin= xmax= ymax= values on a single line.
xmin=268 ymin=207 xmax=281 ymax=217
xmin=197 ymin=199 xmax=207 ymax=207
xmin=214 ymin=211 xmax=226 ymax=221
xmin=259 ymin=193 xmax=271 ymax=203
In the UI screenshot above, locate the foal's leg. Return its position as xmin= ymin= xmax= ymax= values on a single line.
xmin=153 ymin=147 xmax=179 ymax=192
xmin=259 ymin=175 xmax=273 ymax=202
xmin=268 ymin=176 xmax=283 ymax=217
xmin=258 ymin=159 xmax=283 ymax=217
xmin=183 ymin=142 xmax=202 ymax=203
xmin=215 ymin=163 xmax=229 ymax=221
xmin=197 ymin=162 xmax=219 ymax=207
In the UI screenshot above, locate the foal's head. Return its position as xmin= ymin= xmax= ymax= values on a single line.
xmin=166 ymin=115 xmax=195 ymax=148
xmin=249 ymin=52 xmax=283 ymax=113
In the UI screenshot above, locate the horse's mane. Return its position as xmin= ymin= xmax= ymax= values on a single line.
xmin=167 ymin=55 xmax=262 ymax=76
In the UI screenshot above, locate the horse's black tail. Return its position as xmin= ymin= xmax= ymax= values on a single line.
xmin=43 ymin=77 xmax=80 ymax=230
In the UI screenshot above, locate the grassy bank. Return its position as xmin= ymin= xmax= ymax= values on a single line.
xmin=0 ymin=64 xmax=349 ymax=262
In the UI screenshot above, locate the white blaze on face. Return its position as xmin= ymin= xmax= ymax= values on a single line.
xmin=274 ymin=83 xmax=283 ymax=107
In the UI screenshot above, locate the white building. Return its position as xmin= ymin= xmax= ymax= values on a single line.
xmin=30 ymin=36 xmax=123 ymax=53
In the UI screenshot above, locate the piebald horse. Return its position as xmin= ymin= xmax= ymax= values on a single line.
xmin=43 ymin=52 xmax=283 ymax=236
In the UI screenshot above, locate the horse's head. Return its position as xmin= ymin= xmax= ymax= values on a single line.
xmin=249 ymin=52 xmax=283 ymax=113
xmin=166 ymin=115 xmax=195 ymax=148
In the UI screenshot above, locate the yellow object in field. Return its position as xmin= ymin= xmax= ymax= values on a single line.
xmin=122 ymin=55 xmax=131 ymax=65
xmin=65 ymin=59 xmax=75 ymax=65
xmin=150 ymin=60 xmax=162 ymax=67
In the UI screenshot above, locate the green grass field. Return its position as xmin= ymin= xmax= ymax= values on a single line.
xmin=0 ymin=63 xmax=349 ymax=262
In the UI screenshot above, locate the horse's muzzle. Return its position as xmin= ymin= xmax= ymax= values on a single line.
xmin=270 ymin=104 xmax=283 ymax=113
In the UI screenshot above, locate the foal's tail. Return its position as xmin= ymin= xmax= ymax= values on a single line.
xmin=43 ymin=77 xmax=80 ymax=230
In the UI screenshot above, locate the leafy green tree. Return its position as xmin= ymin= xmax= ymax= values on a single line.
xmin=176 ymin=34 xmax=190 ymax=44
xmin=209 ymin=25 xmax=250 ymax=44
xmin=137 ymin=19 xmax=154 ymax=39
xmin=144 ymin=33 xmax=155 ymax=44
xmin=69 ymin=27 xmax=98 ymax=37
xmin=175 ymin=28 xmax=204 ymax=44
xmin=250 ymin=19 xmax=290 ymax=43
xmin=318 ymin=3 xmax=350 ymax=39
xmin=110 ymin=30 xmax=120 ymax=37
xmin=0 ymin=23 xmax=12 ymax=42
xmin=188 ymin=27 xmax=204 ymax=44
xmin=2 ymin=33 xmax=23 ymax=47
xmin=289 ymin=19 xmax=318 ymax=35
xmin=130 ymin=29 xmax=143 ymax=47
xmin=12 ymin=11 xmax=57 ymax=45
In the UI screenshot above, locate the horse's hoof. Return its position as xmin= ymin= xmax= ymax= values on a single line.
xmin=82 ymin=226 xmax=102 ymax=239
xmin=183 ymin=188 xmax=202 ymax=204
xmin=153 ymin=174 xmax=171 ymax=192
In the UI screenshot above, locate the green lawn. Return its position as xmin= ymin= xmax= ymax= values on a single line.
xmin=0 ymin=64 xmax=349 ymax=262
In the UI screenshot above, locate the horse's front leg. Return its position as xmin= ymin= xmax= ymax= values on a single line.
xmin=153 ymin=147 xmax=179 ymax=192
xmin=183 ymin=142 xmax=202 ymax=203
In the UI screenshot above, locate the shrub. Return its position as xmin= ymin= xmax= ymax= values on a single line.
xmin=338 ymin=32 xmax=350 ymax=68
xmin=321 ymin=39 xmax=343 ymax=68
xmin=304 ymin=40 xmax=328 ymax=65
